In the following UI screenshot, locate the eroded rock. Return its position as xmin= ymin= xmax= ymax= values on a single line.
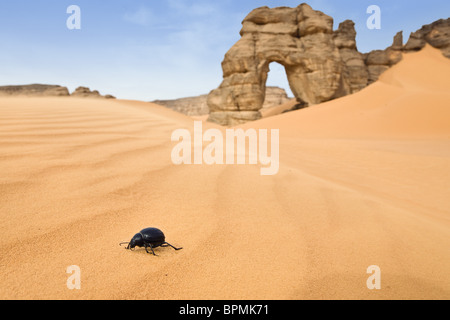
xmin=207 ymin=3 xmax=345 ymax=125
xmin=0 ymin=84 xmax=70 ymax=97
xmin=153 ymin=87 xmax=290 ymax=117
xmin=333 ymin=20 xmax=369 ymax=93
xmin=404 ymin=18 xmax=450 ymax=58
xmin=206 ymin=3 xmax=449 ymax=126
xmin=71 ymin=86 xmax=115 ymax=99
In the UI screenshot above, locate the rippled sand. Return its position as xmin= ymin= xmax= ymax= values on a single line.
xmin=0 ymin=46 xmax=449 ymax=299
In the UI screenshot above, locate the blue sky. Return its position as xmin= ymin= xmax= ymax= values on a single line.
xmin=0 ymin=0 xmax=448 ymax=101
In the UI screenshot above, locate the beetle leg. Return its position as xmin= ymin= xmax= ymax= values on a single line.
xmin=144 ymin=243 xmax=157 ymax=256
xmin=163 ymin=242 xmax=183 ymax=251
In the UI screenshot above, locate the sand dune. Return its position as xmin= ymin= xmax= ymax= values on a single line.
xmin=257 ymin=45 xmax=450 ymax=139
xmin=0 ymin=46 xmax=449 ymax=300
xmin=260 ymin=99 xmax=297 ymax=118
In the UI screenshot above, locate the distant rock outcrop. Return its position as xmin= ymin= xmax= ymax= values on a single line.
xmin=263 ymin=86 xmax=291 ymax=109
xmin=207 ymin=3 xmax=450 ymax=126
xmin=152 ymin=94 xmax=210 ymax=116
xmin=0 ymin=84 xmax=70 ymax=97
xmin=71 ymin=86 xmax=101 ymax=98
xmin=71 ymin=86 xmax=116 ymax=99
xmin=0 ymin=84 xmax=116 ymax=99
xmin=153 ymin=87 xmax=290 ymax=117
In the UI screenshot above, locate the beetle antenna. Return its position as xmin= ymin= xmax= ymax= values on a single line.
xmin=119 ymin=242 xmax=129 ymax=247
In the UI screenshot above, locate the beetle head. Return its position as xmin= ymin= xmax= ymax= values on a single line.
xmin=120 ymin=233 xmax=143 ymax=250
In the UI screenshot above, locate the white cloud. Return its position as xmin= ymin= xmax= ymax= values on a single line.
xmin=123 ymin=7 xmax=155 ymax=26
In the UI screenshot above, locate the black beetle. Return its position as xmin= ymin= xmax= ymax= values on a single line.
xmin=120 ymin=227 xmax=182 ymax=256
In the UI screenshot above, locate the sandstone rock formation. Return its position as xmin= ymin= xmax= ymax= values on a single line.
xmin=333 ymin=20 xmax=369 ymax=93
xmin=71 ymin=86 xmax=101 ymax=98
xmin=263 ymin=86 xmax=291 ymax=109
xmin=153 ymin=94 xmax=210 ymax=116
xmin=71 ymin=86 xmax=116 ymax=99
xmin=207 ymin=4 xmax=344 ymax=126
xmin=0 ymin=84 xmax=116 ymax=99
xmin=404 ymin=19 xmax=450 ymax=58
xmin=207 ymin=3 xmax=450 ymax=126
xmin=0 ymin=84 xmax=70 ymax=97
xmin=365 ymin=32 xmax=404 ymax=84
xmin=153 ymin=87 xmax=290 ymax=117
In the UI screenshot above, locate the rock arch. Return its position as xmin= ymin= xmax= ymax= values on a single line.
xmin=207 ymin=4 xmax=348 ymax=126
xmin=207 ymin=3 xmax=450 ymax=126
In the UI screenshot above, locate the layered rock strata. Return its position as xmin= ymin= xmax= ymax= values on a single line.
xmin=404 ymin=18 xmax=450 ymax=58
xmin=153 ymin=87 xmax=290 ymax=117
xmin=71 ymin=86 xmax=116 ymax=99
xmin=207 ymin=3 xmax=450 ymax=126
xmin=0 ymin=84 xmax=115 ymax=99
xmin=207 ymin=4 xmax=344 ymax=126
xmin=0 ymin=84 xmax=70 ymax=97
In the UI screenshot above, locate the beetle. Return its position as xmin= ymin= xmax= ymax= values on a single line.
xmin=120 ymin=227 xmax=183 ymax=256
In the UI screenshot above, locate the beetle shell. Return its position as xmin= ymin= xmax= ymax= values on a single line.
xmin=140 ymin=227 xmax=166 ymax=247
xmin=121 ymin=227 xmax=182 ymax=255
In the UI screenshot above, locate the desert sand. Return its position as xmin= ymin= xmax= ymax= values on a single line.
xmin=0 ymin=45 xmax=449 ymax=300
